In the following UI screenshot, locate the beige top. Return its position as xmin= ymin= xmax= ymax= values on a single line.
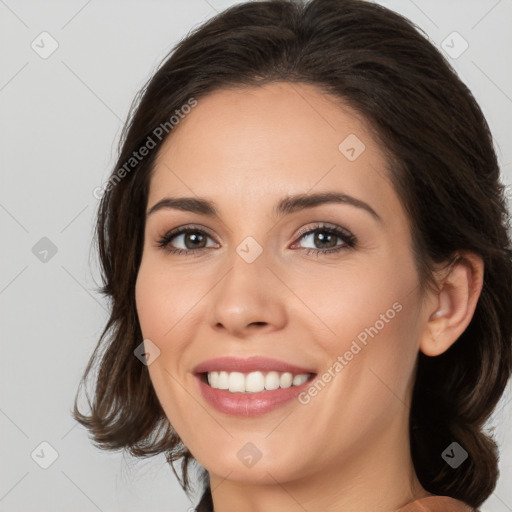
xmin=396 ymin=495 xmax=475 ymax=512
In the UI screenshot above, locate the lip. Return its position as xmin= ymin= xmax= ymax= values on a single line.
xmin=192 ymin=356 xmax=316 ymax=375
xmin=192 ymin=356 xmax=317 ymax=417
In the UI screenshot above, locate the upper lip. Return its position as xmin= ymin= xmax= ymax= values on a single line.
xmin=192 ymin=356 xmax=316 ymax=375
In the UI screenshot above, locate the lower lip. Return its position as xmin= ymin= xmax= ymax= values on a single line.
xmin=195 ymin=374 xmax=315 ymax=417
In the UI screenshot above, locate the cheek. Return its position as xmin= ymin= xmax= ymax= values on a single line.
xmin=299 ymin=256 xmax=412 ymax=343
xmin=135 ymin=272 xmax=171 ymax=337
xmin=304 ymin=252 xmax=420 ymax=395
xmin=134 ymin=261 xmax=188 ymax=385
xmin=292 ymin=290 xmax=419 ymax=459
xmin=135 ymin=263 xmax=197 ymax=431
xmin=135 ymin=257 xmax=200 ymax=340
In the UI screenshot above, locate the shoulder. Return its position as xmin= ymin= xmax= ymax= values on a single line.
xmin=396 ymin=495 xmax=475 ymax=512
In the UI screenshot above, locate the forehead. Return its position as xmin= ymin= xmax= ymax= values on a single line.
xmin=148 ymin=82 xmax=401 ymax=223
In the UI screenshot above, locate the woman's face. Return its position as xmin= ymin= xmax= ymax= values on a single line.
xmin=135 ymin=82 xmax=430 ymax=488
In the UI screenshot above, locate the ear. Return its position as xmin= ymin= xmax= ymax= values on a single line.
xmin=420 ymin=251 xmax=484 ymax=357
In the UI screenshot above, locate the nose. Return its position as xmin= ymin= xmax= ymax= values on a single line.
xmin=208 ymin=247 xmax=288 ymax=338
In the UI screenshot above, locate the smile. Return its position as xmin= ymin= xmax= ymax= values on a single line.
xmin=193 ymin=356 xmax=317 ymax=416
xmin=205 ymin=370 xmax=311 ymax=392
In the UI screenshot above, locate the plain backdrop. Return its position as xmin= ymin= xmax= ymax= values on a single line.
xmin=1 ymin=0 xmax=511 ymax=511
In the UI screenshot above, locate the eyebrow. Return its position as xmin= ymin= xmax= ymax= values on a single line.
xmin=146 ymin=191 xmax=381 ymax=222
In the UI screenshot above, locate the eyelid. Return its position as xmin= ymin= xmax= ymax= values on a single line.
xmin=163 ymin=223 xmax=218 ymax=241
xmin=292 ymin=222 xmax=353 ymax=242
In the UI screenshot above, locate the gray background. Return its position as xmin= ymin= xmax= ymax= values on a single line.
xmin=1 ymin=0 xmax=511 ymax=511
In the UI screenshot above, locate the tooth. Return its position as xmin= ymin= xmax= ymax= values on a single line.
xmin=218 ymin=371 xmax=229 ymax=390
xmin=264 ymin=371 xmax=280 ymax=390
xmin=207 ymin=370 xmax=311 ymax=392
xmin=292 ymin=374 xmax=308 ymax=386
xmin=228 ymin=371 xmax=245 ymax=392
xmin=209 ymin=371 xmax=219 ymax=388
xmin=280 ymin=372 xmax=293 ymax=388
xmin=245 ymin=371 xmax=265 ymax=392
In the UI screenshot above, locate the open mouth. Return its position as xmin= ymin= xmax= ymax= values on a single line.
xmin=198 ymin=370 xmax=317 ymax=393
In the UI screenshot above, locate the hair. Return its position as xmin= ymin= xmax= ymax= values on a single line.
xmin=73 ymin=0 xmax=512 ymax=510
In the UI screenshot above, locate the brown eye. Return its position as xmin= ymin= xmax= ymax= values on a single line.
xmin=181 ymin=231 xmax=208 ymax=249
xmin=293 ymin=224 xmax=357 ymax=256
xmin=157 ymin=226 xmax=218 ymax=255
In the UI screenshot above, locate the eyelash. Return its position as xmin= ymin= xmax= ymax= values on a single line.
xmin=156 ymin=223 xmax=357 ymax=257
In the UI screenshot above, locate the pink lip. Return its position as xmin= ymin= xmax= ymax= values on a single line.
xmin=192 ymin=356 xmax=317 ymax=417
xmin=192 ymin=356 xmax=315 ymax=375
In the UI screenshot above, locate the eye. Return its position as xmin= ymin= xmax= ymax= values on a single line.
xmin=156 ymin=225 xmax=218 ymax=256
xmin=156 ymin=222 xmax=357 ymax=257
xmin=292 ymin=223 xmax=357 ymax=256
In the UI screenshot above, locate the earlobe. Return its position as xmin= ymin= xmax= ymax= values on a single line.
xmin=420 ymin=252 xmax=484 ymax=357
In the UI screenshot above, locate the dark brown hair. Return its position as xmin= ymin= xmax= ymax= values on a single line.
xmin=73 ymin=0 xmax=512 ymax=510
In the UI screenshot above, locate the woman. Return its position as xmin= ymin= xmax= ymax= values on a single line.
xmin=73 ymin=0 xmax=512 ymax=511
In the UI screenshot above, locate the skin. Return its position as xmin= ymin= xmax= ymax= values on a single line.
xmin=135 ymin=82 xmax=484 ymax=512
